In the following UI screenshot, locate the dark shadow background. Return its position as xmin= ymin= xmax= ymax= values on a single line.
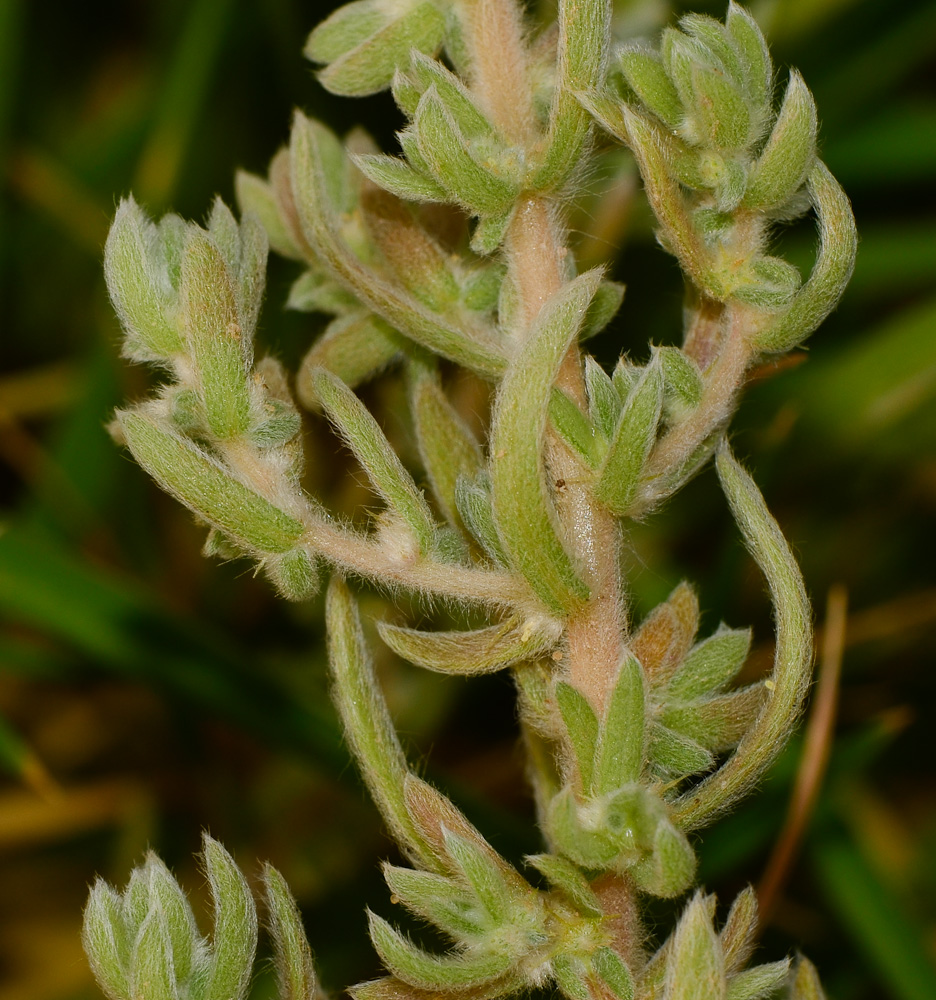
xmin=0 ymin=0 xmax=934 ymax=997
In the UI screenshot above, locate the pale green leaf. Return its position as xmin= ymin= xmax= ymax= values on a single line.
xmin=489 ymin=271 xmax=601 ymax=614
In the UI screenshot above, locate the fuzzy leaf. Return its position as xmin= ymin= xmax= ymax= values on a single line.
xmin=619 ymin=46 xmax=683 ymax=131
xmin=678 ymin=14 xmax=746 ymax=88
xmin=632 ymin=818 xmax=697 ymax=898
xmin=263 ymin=865 xmax=318 ymax=1000
xmin=236 ymin=169 xmax=303 ymax=261
xmin=720 ymin=887 xmax=758 ymax=976
xmin=179 ymin=232 xmax=251 ymax=440
xmin=595 ymin=354 xmax=663 ymax=516
xmin=581 ymin=280 xmax=626 ymax=341
xmin=549 ymin=389 xmax=604 ymax=468
xmin=83 ymin=881 xmax=132 ymax=1000
xmin=290 ymin=113 xmax=507 ymax=377
xmin=725 ymin=2 xmax=772 ymax=111
xmin=312 ymin=368 xmax=438 ymax=553
xmin=402 ymin=776 xmax=532 ymax=898
xmin=266 ymin=549 xmax=321 ymax=602
xmin=130 ymin=911 xmax=177 ymax=1000
xmin=524 ymin=854 xmax=601 ymax=917
xmin=690 ymin=63 xmax=750 ymax=150
xmin=383 ymin=865 xmax=486 ymax=940
xmin=667 ymin=627 xmax=752 ymax=700
xmin=470 ymin=211 xmax=514 ymax=256
xmin=146 ymin=857 xmax=198 ymax=984
xmin=327 ymin=579 xmax=438 ymax=870
xmin=533 ymin=0 xmax=611 ymax=190
xmin=725 ymin=960 xmax=790 ymax=1000
xmin=733 ymin=256 xmax=802 ymax=311
xmin=462 ymin=264 xmax=505 ymax=314
xmin=355 ymin=154 xmax=449 ymax=202
xmin=657 ymin=346 xmax=703 ymax=419
xmin=594 ymin=653 xmax=646 ymax=793
xmin=308 ymin=1 xmax=446 ymax=98
xmin=633 ymin=582 xmax=700 ymax=688
xmin=612 ymin=357 xmax=641 ymax=402
xmin=105 ymin=198 xmax=185 ymax=359
xmin=556 ymin=681 xmax=600 ymax=792
xmin=298 ymin=312 xmax=404 ymax=407
xmin=117 ymin=409 xmax=305 ymax=554
xmin=409 ymin=368 xmax=483 ymax=532
xmin=662 ymin=685 xmax=766 ymax=752
xmin=618 ymin=106 xmax=709 ymax=292
xmin=361 ymin=188 xmax=461 ymax=312
xmin=665 ymin=895 xmax=725 ymax=1000
xmin=201 ymin=836 xmax=257 ymax=1000
xmin=454 ymin=473 xmax=509 ymax=566
xmin=673 ymin=446 xmax=812 ymax=830
xmin=788 ymin=958 xmax=826 ymax=1000
xmin=593 ymin=947 xmax=635 ymax=1000
xmin=441 ymin=831 xmax=516 ymax=925
xmin=304 ymin=0 xmax=384 ymax=62
xmin=407 ymin=52 xmax=496 ymax=139
xmin=288 ymin=271 xmax=360 ymax=315
xmin=553 ymin=955 xmax=590 ymax=1000
xmin=585 ymin=357 xmax=621 ymax=439
xmin=649 ymin=723 xmax=714 ymax=777
xmin=413 ymin=90 xmax=519 ymax=215
xmin=754 ymin=160 xmax=857 ymax=353
xmin=368 ymin=913 xmax=514 ymax=990
xmin=351 ymin=974 xmax=525 ymax=1000
xmin=744 ymin=71 xmax=817 ymax=211
xmin=378 ymin=616 xmax=559 ymax=675
xmin=489 ymin=271 xmax=601 ymax=614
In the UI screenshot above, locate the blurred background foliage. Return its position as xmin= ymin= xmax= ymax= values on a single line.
xmin=0 ymin=0 xmax=934 ymax=997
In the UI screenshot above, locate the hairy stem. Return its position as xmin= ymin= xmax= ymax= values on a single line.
xmin=462 ymin=0 xmax=537 ymax=147
xmin=300 ymin=521 xmax=530 ymax=609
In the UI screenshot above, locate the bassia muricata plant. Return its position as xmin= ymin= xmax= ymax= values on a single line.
xmin=82 ymin=2 xmax=855 ymax=999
